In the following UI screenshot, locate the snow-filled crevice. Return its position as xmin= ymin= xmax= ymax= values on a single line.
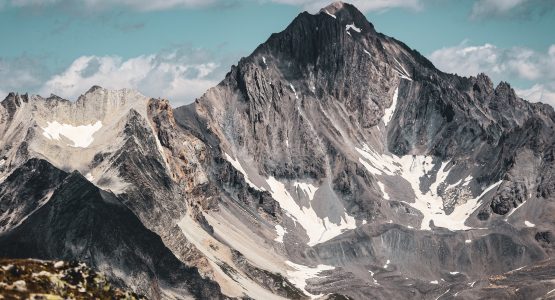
xmin=383 ymin=87 xmax=398 ymax=127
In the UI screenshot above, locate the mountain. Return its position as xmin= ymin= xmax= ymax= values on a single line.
xmin=1 ymin=1 xmax=555 ymax=299
xmin=0 ymin=159 xmax=223 ymax=299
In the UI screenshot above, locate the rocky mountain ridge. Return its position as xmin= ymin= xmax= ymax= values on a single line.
xmin=1 ymin=1 xmax=555 ymax=299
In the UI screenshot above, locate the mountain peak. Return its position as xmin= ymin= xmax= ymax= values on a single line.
xmin=320 ymin=1 xmax=345 ymax=14
xmin=85 ymin=85 xmax=105 ymax=95
xmin=317 ymin=1 xmax=376 ymax=35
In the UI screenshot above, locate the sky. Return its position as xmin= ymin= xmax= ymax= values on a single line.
xmin=0 ymin=0 xmax=554 ymax=107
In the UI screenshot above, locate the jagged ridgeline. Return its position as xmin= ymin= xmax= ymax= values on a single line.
xmin=1 ymin=1 xmax=555 ymax=299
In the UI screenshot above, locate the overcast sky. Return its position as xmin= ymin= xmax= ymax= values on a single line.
xmin=0 ymin=0 xmax=554 ymax=107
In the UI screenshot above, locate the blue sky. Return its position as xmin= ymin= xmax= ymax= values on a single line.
xmin=0 ymin=0 xmax=554 ymax=106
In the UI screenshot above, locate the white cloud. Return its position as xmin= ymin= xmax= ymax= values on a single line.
xmin=470 ymin=0 xmax=554 ymax=19
xmin=514 ymin=84 xmax=555 ymax=106
xmin=430 ymin=41 xmax=555 ymax=81
xmin=429 ymin=41 xmax=555 ymax=107
xmin=8 ymin=0 xmax=223 ymax=11
xmin=0 ymin=46 xmax=233 ymax=106
xmin=471 ymin=0 xmax=526 ymax=18
xmin=269 ymin=0 xmax=422 ymax=12
xmin=5 ymin=0 xmax=421 ymax=12
xmin=39 ymin=50 xmax=225 ymax=106
xmin=0 ymin=56 xmax=47 ymax=96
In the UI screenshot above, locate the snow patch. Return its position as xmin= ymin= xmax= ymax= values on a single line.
xmin=525 ymin=220 xmax=535 ymax=227
xmin=512 ymin=266 xmax=525 ymax=272
xmin=224 ymin=153 xmax=265 ymax=191
xmin=293 ymin=181 xmax=318 ymax=200
xmin=377 ymin=182 xmax=390 ymax=200
xmin=430 ymin=280 xmax=439 ymax=284
xmin=449 ymin=271 xmax=459 ymax=275
xmin=345 ymin=23 xmax=362 ymax=33
xmin=465 ymin=239 xmax=472 ymax=244
xmin=392 ymin=57 xmax=413 ymax=81
xmin=289 ymin=83 xmax=299 ymax=99
xmin=285 ymin=261 xmax=334 ymax=299
xmin=266 ymin=177 xmax=356 ymax=246
xmin=323 ymin=10 xmax=336 ymax=19
xmin=224 ymin=153 xmax=358 ymax=246
xmin=42 ymin=121 xmax=102 ymax=148
xmin=368 ymin=270 xmax=379 ymax=285
xmin=383 ymin=259 xmax=390 ymax=269
xmin=274 ymin=225 xmax=287 ymax=243
xmin=356 ymin=144 xmax=502 ymax=231
xmin=504 ymin=200 xmax=527 ymax=221
xmin=85 ymin=173 xmax=95 ymax=182
xmin=383 ymin=87 xmax=398 ymax=127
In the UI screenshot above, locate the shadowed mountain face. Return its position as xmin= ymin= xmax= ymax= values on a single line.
xmin=0 ymin=159 xmax=223 ymax=299
xmin=1 ymin=2 xmax=555 ymax=299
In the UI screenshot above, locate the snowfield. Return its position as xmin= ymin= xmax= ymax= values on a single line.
xmin=266 ymin=177 xmax=357 ymax=246
xmin=285 ymin=261 xmax=334 ymax=299
xmin=42 ymin=121 xmax=103 ymax=148
xmin=356 ymin=144 xmax=502 ymax=231
xmin=224 ymin=152 xmax=358 ymax=246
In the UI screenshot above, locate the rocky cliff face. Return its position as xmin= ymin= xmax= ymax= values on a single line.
xmin=1 ymin=1 xmax=555 ymax=299
xmin=0 ymin=159 xmax=223 ymax=299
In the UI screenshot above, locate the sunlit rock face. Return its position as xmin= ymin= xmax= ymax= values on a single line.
xmin=1 ymin=2 xmax=555 ymax=299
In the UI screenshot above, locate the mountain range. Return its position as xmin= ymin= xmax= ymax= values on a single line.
xmin=1 ymin=2 xmax=555 ymax=299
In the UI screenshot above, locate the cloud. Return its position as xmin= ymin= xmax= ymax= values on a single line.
xmin=514 ymin=84 xmax=555 ymax=106
xmin=430 ymin=41 xmax=555 ymax=81
xmin=39 ymin=48 xmax=229 ymax=106
xmin=0 ymin=55 xmax=48 ymax=95
xmin=4 ymin=0 xmax=421 ymax=13
xmin=6 ymin=0 xmax=235 ymax=12
xmin=429 ymin=41 xmax=555 ymax=107
xmin=470 ymin=0 xmax=526 ymax=18
xmin=0 ymin=46 xmax=235 ymax=106
xmin=470 ymin=0 xmax=555 ymax=20
xmin=268 ymin=0 xmax=422 ymax=12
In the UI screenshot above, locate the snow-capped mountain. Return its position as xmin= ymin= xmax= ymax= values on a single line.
xmin=1 ymin=2 xmax=555 ymax=299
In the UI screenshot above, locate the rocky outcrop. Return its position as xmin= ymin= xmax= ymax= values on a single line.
xmin=0 ymin=258 xmax=147 ymax=299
